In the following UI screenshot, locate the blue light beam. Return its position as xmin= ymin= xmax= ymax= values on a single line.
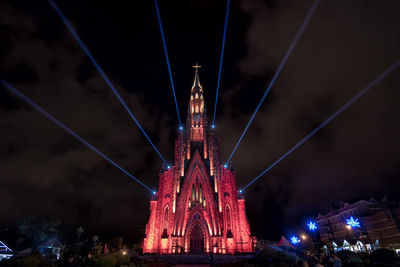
xmin=242 ymin=59 xmax=400 ymax=191
xmin=212 ymin=0 xmax=231 ymax=126
xmin=1 ymin=80 xmax=153 ymax=192
xmin=49 ymin=0 xmax=169 ymax=166
xmin=154 ymin=0 xmax=182 ymax=128
xmin=225 ymin=0 xmax=320 ymax=165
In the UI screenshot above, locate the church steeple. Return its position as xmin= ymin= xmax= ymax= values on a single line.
xmin=188 ymin=64 xmax=207 ymax=142
xmin=190 ymin=63 xmax=204 ymax=106
xmin=192 ymin=63 xmax=202 ymax=90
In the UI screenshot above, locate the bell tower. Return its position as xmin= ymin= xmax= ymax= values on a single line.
xmin=188 ymin=64 xmax=206 ymax=142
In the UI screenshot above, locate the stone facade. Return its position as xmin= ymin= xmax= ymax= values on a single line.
xmin=143 ymin=68 xmax=256 ymax=254
xmin=316 ymin=197 xmax=400 ymax=250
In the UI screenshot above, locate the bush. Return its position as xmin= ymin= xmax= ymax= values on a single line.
xmin=96 ymin=256 xmax=117 ymax=267
xmin=17 ymin=256 xmax=39 ymax=267
xmin=114 ymin=254 xmax=129 ymax=266
xmin=15 ymin=253 xmax=50 ymax=267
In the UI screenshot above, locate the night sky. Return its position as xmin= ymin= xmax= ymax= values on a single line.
xmin=1 ymin=0 xmax=400 ymax=242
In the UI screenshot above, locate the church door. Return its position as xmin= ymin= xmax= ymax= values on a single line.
xmin=189 ymin=223 xmax=204 ymax=253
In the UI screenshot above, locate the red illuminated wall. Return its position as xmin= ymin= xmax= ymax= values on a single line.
xmin=143 ymin=69 xmax=256 ymax=254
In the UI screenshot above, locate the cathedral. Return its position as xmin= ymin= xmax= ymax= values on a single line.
xmin=143 ymin=66 xmax=256 ymax=254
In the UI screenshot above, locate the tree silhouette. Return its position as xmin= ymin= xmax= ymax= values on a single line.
xmin=17 ymin=214 xmax=60 ymax=246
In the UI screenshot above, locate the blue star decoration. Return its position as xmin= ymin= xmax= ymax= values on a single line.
xmin=307 ymin=221 xmax=317 ymax=231
xmin=290 ymin=236 xmax=300 ymax=244
xmin=346 ymin=217 xmax=360 ymax=228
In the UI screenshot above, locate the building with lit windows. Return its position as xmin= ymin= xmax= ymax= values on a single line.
xmin=316 ymin=197 xmax=400 ymax=252
xmin=143 ymin=66 xmax=256 ymax=254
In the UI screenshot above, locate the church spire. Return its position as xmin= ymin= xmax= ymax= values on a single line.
xmin=189 ymin=63 xmax=205 ymax=115
xmin=192 ymin=63 xmax=202 ymax=92
xmin=188 ymin=64 xmax=207 ymax=142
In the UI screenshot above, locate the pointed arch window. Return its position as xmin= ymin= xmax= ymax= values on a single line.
xmin=189 ymin=180 xmax=207 ymax=209
xmin=162 ymin=206 xmax=169 ymax=238
xmin=199 ymin=184 xmax=203 ymax=204
xmin=225 ymin=205 xmax=233 ymax=238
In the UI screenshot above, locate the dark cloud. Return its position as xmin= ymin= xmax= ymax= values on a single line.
xmin=0 ymin=1 xmax=172 ymax=239
xmin=219 ymin=0 xmax=400 ymax=229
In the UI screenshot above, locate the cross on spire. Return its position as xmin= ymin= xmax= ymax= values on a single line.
xmin=193 ymin=63 xmax=201 ymax=72
xmin=192 ymin=63 xmax=202 ymax=89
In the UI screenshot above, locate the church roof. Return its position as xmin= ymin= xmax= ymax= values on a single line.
xmin=277 ymin=236 xmax=295 ymax=248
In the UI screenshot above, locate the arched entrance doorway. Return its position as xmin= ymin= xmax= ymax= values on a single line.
xmin=189 ymin=223 xmax=204 ymax=253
